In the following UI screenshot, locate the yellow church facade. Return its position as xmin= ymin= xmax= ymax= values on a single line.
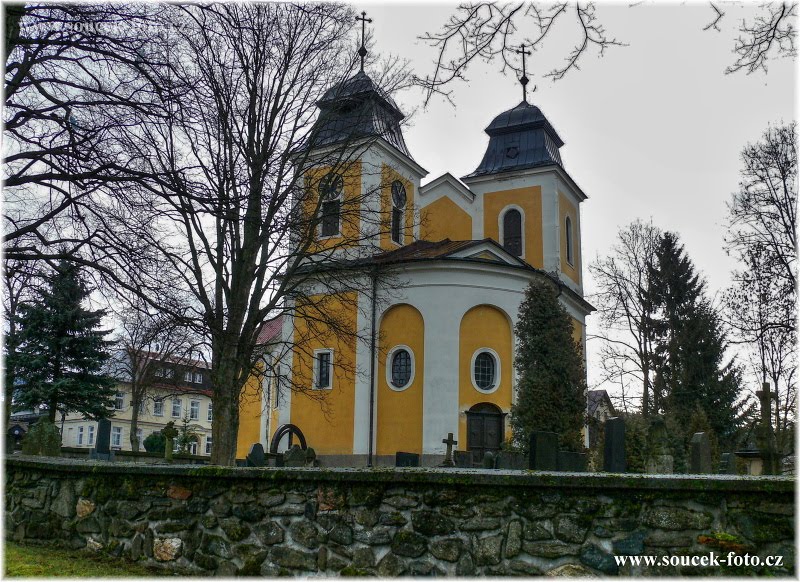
xmin=239 ymin=71 xmax=593 ymax=466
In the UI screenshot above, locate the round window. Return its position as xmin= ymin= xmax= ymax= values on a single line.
xmin=319 ymin=173 xmax=344 ymax=200
xmin=473 ymin=351 xmax=496 ymax=390
xmin=391 ymin=180 xmax=406 ymax=208
xmin=391 ymin=348 xmax=412 ymax=388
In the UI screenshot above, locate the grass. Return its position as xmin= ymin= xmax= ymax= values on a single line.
xmin=4 ymin=542 xmax=169 ymax=577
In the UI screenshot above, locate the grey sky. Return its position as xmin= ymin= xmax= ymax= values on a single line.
xmin=365 ymin=2 xmax=796 ymax=396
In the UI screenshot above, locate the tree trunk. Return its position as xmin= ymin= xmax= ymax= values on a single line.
xmin=210 ymin=358 xmax=241 ymax=466
xmin=129 ymin=391 xmax=140 ymax=453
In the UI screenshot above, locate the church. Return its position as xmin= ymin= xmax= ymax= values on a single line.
xmin=237 ymin=42 xmax=593 ymax=467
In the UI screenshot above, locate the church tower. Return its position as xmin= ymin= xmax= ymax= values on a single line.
xmin=461 ymin=98 xmax=586 ymax=297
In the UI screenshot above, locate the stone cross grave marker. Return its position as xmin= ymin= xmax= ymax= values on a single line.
xmin=441 ymin=433 xmax=457 ymax=467
xmin=284 ymin=444 xmax=306 ymax=467
xmin=528 ymin=431 xmax=558 ymax=471
xmin=756 ymin=382 xmax=779 ymax=475
xmin=246 ymin=443 xmax=266 ymax=467
xmin=161 ymin=421 xmax=179 ymax=461
xmin=603 ymin=417 xmax=626 ymax=472
xmin=690 ymin=432 xmax=712 ymax=474
xmin=395 ymin=452 xmax=420 ymax=467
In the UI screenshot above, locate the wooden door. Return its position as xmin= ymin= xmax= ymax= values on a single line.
xmin=466 ymin=404 xmax=503 ymax=465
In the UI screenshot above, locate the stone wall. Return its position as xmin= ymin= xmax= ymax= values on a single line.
xmin=5 ymin=457 xmax=795 ymax=576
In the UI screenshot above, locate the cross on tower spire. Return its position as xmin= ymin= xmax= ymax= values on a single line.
xmin=514 ymin=44 xmax=534 ymax=102
xmin=356 ymin=11 xmax=372 ymax=71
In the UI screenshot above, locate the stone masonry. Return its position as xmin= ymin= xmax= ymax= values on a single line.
xmin=4 ymin=457 xmax=795 ymax=576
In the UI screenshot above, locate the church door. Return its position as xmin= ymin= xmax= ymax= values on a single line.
xmin=466 ymin=403 xmax=504 ymax=465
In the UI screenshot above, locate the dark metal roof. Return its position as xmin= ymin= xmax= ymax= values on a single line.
xmin=588 ymin=390 xmax=615 ymax=418
xmin=466 ymin=100 xmax=564 ymax=178
xmin=309 ymin=71 xmax=412 ymax=158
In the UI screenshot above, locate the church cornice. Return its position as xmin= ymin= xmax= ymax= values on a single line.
xmin=461 ymin=163 xmax=588 ymax=201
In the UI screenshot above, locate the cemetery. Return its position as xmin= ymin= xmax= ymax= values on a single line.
xmin=5 ymin=410 xmax=794 ymax=577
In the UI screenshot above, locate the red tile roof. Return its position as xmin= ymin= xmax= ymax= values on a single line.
xmin=257 ymin=316 xmax=283 ymax=345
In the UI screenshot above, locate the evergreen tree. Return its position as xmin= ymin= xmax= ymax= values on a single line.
xmin=648 ymin=233 xmax=743 ymax=448
xmin=13 ymin=262 xmax=115 ymax=423
xmin=511 ymin=278 xmax=587 ymax=452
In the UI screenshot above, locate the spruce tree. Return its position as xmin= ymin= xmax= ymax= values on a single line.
xmin=511 ymin=278 xmax=587 ymax=452
xmin=13 ymin=262 xmax=115 ymax=423
xmin=648 ymin=233 xmax=742 ymax=448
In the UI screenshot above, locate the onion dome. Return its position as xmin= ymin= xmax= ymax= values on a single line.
xmin=308 ymin=71 xmax=411 ymax=158
xmin=466 ymin=100 xmax=564 ymax=178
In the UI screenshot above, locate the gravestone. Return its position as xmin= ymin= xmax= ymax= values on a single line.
xmin=305 ymin=447 xmax=318 ymax=467
xmin=718 ymin=452 xmax=736 ymax=474
xmin=7 ymin=425 xmax=25 ymax=452
xmin=603 ymin=417 xmax=626 ymax=472
xmin=440 ymin=433 xmax=457 ymax=467
xmin=395 ymin=452 xmax=420 ymax=467
xmin=96 ymin=419 xmax=112 ymax=455
xmin=528 ymin=431 xmax=558 ymax=471
xmin=497 ymin=451 xmax=527 ymax=470
xmin=482 ymin=450 xmax=497 ymax=469
xmin=755 ymin=382 xmax=779 ymax=475
xmin=645 ymin=416 xmax=674 ymax=474
xmin=557 ymin=451 xmax=587 ymax=472
xmin=246 ymin=443 xmax=266 ymax=467
xmin=453 ymin=451 xmax=472 ymax=468
xmin=5 ymin=435 xmax=15 ymax=456
xmin=161 ymin=422 xmax=179 ymax=462
xmin=284 ymin=444 xmax=306 ymax=467
xmin=690 ymin=432 xmax=712 ymax=474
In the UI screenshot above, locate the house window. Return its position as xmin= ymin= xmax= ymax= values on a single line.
xmin=319 ymin=172 xmax=343 ymax=237
xmin=184 ymin=371 xmax=192 ymax=383
xmin=205 ymin=436 xmax=212 ymax=455
xmin=502 ymin=208 xmax=523 ymax=257
xmin=188 ymin=440 xmax=198 ymax=455
xmin=387 ymin=346 xmax=414 ymax=390
xmin=472 ymin=350 xmax=499 ymax=391
xmin=565 ymin=216 xmax=574 ymax=265
xmin=314 ymin=349 xmax=333 ymax=390
xmin=193 ymin=371 xmax=203 ymax=384
xmin=114 ymin=392 xmax=124 ymax=410
xmin=172 ymin=398 xmax=182 ymax=418
xmin=190 ymin=400 xmax=200 ymax=420
xmin=111 ymin=427 xmax=122 ymax=448
xmin=136 ymin=428 xmax=143 ymax=447
xmin=138 ymin=399 xmax=146 ymax=415
xmin=155 ymin=367 xmax=174 ymax=379
xmin=77 ymin=426 xmax=84 ymax=446
xmin=391 ymin=180 xmax=407 ymax=245
xmin=207 ymin=402 xmax=213 ymax=422
xmin=87 ymin=425 xmax=95 ymax=446
xmin=153 ymin=400 xmax=164 ymax=417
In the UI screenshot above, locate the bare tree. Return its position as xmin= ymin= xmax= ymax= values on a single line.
xmin=83 ymin=4 xmax=414 ymax=465
xmin=725 ymin=122 xmax=797 ymax=454
xmin=417 ymin=2 xmax=797 ymax=105
xmin=589 ymin=220 xmax=661 ymax=416
xmin=111 ymin=306 xmax=200 ymax=453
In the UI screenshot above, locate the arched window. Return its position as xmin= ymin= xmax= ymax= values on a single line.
xmin=319 ymin=172 xmax=343 ymax=237
xmin=565 ymin=216 xmax=574 ymax=265
xmin=502 ymin=209 xmax=522 ymax=257
xmin=391 ymin=180 xmax=406 ymax=244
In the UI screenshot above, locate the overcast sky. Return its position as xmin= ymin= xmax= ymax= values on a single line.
xmin=365 ymin=2 xmax=796 ymax=397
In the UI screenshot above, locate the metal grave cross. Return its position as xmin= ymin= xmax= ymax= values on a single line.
xmin=442 ymin=432 xmax=457 ymax=467
xmin=356 ymin=11 xmax=372 ymax=71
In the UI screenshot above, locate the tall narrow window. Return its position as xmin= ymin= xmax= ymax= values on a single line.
xmin=114 ymin=392 xmax=124 ymax=410
xmin=319 ymin=173 xmax=343 ymax=237
xmin=207 ymin=402 xmax=213 ymax=422
xmin=502 ymin=209 xmax=522 ymax=257
xmin=565 ymin=216 xmax=574 ymax=265
xmin=153 ymin=400 xmax=164 ymax=417
xmin=391 ymin=180 xmax=407 ymax=245
xmin=88 ymin=425 xmax=95 ymax=446
xmin=172 ymin=398 xmax=182 ymax=418
xmin=190 ymin=400 xmax=200 ymax=420
xmin=314 ymin=349 xmax=333 ymax=390
xmin=77 ymin=426 xmax=84 ymax=446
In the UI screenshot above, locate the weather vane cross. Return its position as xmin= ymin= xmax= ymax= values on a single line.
xmin=515 ymin=44 xmax=534 ymax=102
xmin=356 ymin=11 xmax=372 ymax=71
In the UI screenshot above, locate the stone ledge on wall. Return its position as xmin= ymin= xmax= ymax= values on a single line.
xmin=5 ymin=456 xmax=795 ymax=577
